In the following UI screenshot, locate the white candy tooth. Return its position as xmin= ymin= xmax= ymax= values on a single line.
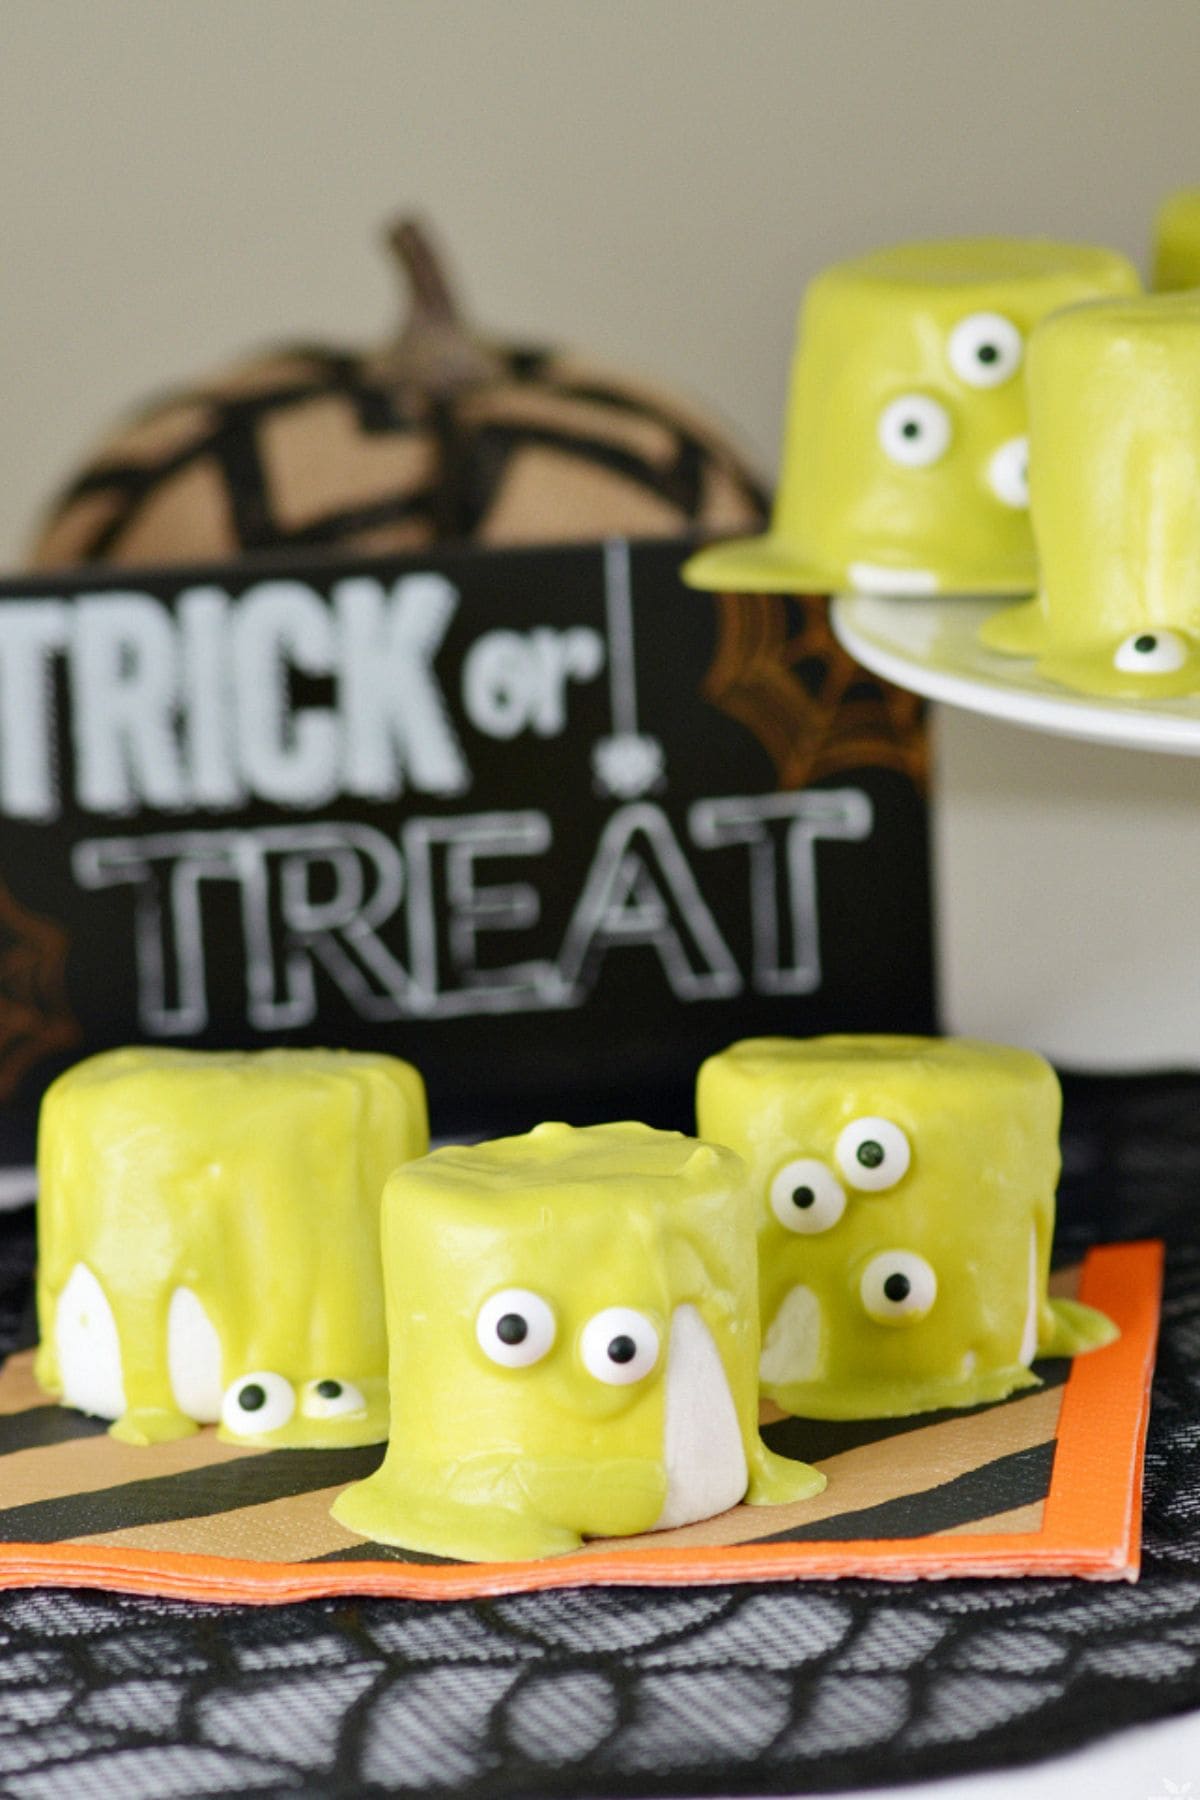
xmin=56 ymin=1263 xmax=125 ymax=1420
xmin=760 ymin=1284 xmax=823 ymax=1385
xmin=653 ymin=1303 xmax=747 ymax=1531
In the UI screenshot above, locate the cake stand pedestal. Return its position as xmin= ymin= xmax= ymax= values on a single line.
xmin=832 ymin=587 xmax=1200 ymax=1070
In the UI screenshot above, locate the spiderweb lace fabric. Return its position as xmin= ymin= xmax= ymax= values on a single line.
xmin=1 ymin=1074 xmax=1198 ymax=1798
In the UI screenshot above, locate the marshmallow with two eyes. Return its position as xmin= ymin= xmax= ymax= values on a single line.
xmin=696 ymin=1035 xmax=1117 ymax=1420
xmin=332 ymin=1120 xmax=824 ymax=1561
xmin=683 ymin=239 xmax=1138 ymax=599
xmin=35 ymin=1046 xmax=428 ymax=1448
xmin=982 ymin=291 xmax=1200 ymax=696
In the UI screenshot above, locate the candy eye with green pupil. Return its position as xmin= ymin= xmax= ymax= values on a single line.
xmin=1113 ymin=629 xmax=1188 ymax=674
xmin=948 ymin=312 xmax=1023 ymax=388
xmin=768 ymin=1158 xmax=846 ymax=1234
xmin=835 ymin=1117 xmax=911 ymax=1192
xmin=580 ymin=1307 xmax=660 ymax=1385
xmin=878 ymin=394 xmax=952 ymax=468
xmin=988 ymin=435 xmax=1029 ymax=509
xmin=475 ymin=1288 xmax=556 ymax=1368
xmin=860 ymin=1250 xmax=938 ymax=1325
xmin=221 ymin=1370 xmax=295 ymax=1435
xmin=302 ymin=1377 xmax=367 ymax=1419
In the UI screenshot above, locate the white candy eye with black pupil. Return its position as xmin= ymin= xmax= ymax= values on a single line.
xmin=988 ymin=436 xmax=1029 ymax=508
xmin=221 ymin=1370 xmax=295 ymax=1435
xmin=948 ymin=312 xmax=1023 ymax=387
xmin=476 ymin=1288 xmax=556 ymax=1368
xmin=769 ymin=1158 xmax=846 ymax=1234
xmin=580 ymin=1307 xmax=660 ymax=1385
xmin=302 ymin=1378 xmax=366 ymax=1419
xmin=860 ymin=1250 xmax=938 ymax=1324
xmin=1113 ymin=629 xmax=1188 ymax=674
xmin=878 ymin=394 xmax=952 ymax=468
xmin=835 ymin=1117 xmax=911 ymax=1192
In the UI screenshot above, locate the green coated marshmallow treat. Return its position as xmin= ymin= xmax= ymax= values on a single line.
xmin=696 ymin=1036 xmax=1117 ymax=1420
xmin=982 ymin=292 xmax=1200 ymax=696
xmin=332 ymin=1121 xmax=824 ymax=1561
xmin=35 ymin=1047 xmax=428 ymax=1448
xmin=683 ymin=238 xmax=1138 ymax=599
xmin=1153 ymin=189 xmax=1200 ymax=292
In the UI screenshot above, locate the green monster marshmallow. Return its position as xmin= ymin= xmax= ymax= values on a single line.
xmin=683 ymin=239 xmax=1138 ymax=599
xmin=696 ymin=1036 xmax=1117 ymax=1420
xmin=982 ymin=291 xmax=1200 ymax=696
xmin=332 ymin=1121 xmax=824 ymax=1561
xmin=36 ymin=1047 xmax=428 ymax=1448
xmin=1153 ymin=189 xmax=1200 ymax=292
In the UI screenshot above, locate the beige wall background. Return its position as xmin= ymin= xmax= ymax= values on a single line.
xmin=2 ymin=0 xmax=1199 ymax=1067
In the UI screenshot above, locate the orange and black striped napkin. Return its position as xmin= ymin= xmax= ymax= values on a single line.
xmin=0 ymin=1243 xmax=1160 ymax=1603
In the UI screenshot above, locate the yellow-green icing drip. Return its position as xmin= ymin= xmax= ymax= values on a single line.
xmin=1153 ymin=189 xmax=1200 ymax=292
xmin=696 ymin=1035 xmax=1117 ymax=1421
xmin=982 ymin=291 xmax=1200 ymax=696
xmin=332 ymin=1120 xmax=824 ymax=1561
xmin=35 ymin=1047 xmax=428 ymax=1448
xmin=683 ymin=237 xmax=1139 ymax=598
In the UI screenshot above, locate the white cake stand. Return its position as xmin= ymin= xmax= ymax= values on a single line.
xmin=831 ymin=592 xmax=1200 ymax=756
xmin=832 ymin=585 xmax=1200 ymax=1073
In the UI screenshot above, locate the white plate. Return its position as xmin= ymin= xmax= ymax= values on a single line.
xmin=831 ymin=592 xmax=1200 ymax=756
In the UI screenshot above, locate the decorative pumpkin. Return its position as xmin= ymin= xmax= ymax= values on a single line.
xmin=29 ymin=219 xmax=767 ymax=569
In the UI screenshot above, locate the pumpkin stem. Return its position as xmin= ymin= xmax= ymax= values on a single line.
xmin=388 ymin=217 xmax=461 ymax=326
xmin=380 ymin=215 xmax=503 ymax=394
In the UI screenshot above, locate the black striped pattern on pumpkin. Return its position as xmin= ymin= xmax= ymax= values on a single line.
xmin=31 ymin=347 xmax=768 ymax=568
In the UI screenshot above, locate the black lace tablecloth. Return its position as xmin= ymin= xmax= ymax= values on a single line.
xmin=2 ymin=1073 xmax=1200 ymax=1799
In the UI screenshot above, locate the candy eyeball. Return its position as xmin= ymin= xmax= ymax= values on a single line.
xmin=860 ymin=1251 xmax=938 ymax=1325
xmin=221 ymin=1371 xmax=296 ymax=1435
xmin=835 ymin=1117 xmax=912 ymax=1192
xmin=878 ymin=395 xmax=952 ymax=468
xmin=948 ymin=312 xmax=1023 ymax=388
xmin=987 ymin=436 xmax=1029 ymax=509
xmin=1113 ymin=630 xmax=1188 ymax=674
xmin=580 ymin=1307 xmax=660 ymax=1386
xmin=476 ymin=1289 xmax=557 ymax=1368
xmin=301 ymin=1378 xmax=367 ymax=1419
xmin=769 ymin=1158 xmax=847 ymax=1235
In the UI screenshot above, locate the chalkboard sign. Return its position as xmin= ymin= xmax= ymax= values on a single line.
xmin=0 ymin=538 xmax=933 ymax=1183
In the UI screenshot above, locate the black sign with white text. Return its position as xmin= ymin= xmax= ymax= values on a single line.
xmin=0 ymin=538 xmax=934 ymax=1164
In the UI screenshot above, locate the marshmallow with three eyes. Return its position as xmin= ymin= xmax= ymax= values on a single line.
xmin=683 ymin=239 xmax=1138 ymax=599
xmin=696 ymin=1035 xmax=1117 ymax=1420
xmin=331 ymin=1120 xmax=824 ymax=1561
xmin=981 ymin=291 xmax=1200 ymax=696
xmin=35 ymin=1046 xmax=428 ymax=1447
